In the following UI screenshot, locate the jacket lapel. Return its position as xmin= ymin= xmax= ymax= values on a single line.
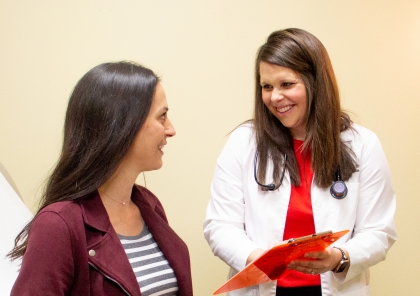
xmin=79 ymin=192 xmax=141 ymax=296
xmin=132 ymin=186 xmax=191 ymax=295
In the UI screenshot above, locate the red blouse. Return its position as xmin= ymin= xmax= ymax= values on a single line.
xmin=277 ymin=140 xmax=321 ymax=287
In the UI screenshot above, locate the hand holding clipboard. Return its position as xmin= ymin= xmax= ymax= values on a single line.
xmin=213 ymin=230 xmax=349 ymax=294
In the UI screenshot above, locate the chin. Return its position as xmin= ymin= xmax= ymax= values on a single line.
xmin=152 ymin=162 xmax=164 ymax=171
xmin=140 ymin=162 xmax=163 ymax=173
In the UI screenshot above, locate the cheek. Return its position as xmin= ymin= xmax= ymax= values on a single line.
xmin=261 ymin=92 xmax=271 ymax=107
xmin=291 ymin=88 xmax=307 ymax=104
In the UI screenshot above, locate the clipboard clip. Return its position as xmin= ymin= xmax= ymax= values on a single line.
xmin=287 ymin=230 xmax=333 ymax=244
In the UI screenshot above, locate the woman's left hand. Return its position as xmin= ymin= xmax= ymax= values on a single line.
xmin=287 ymin=246 xmax=344 ymax=275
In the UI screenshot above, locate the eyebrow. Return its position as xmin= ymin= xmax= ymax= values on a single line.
xmin=260 ymin=78 xmax=298 ymax=84
xmin=156 ymin=106 xmax=169 ymax=115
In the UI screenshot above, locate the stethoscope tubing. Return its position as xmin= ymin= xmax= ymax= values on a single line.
xmin=253 ymin=151 xmax=347 ymax=199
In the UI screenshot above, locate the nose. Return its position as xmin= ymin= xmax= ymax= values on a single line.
xmin=165 ymin=117 xmax=176 ymax=138
xmin=270 ymin=88 xmax=284 ymax=103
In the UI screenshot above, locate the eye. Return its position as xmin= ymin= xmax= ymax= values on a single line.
xmin=261 ymin=84 xmax=273 ymax=90
xmin=160 ymin=112 xmax=167 ymax=120
xmin=281 ymin=82 xmax=295 ymax=88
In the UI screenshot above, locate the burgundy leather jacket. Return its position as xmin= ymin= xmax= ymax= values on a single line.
xmin=11 ymin=185 xmax=193 ymax=295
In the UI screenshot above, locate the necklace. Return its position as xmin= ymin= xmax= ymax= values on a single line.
xmin=99 ymin=190 xmax=129 ymax=205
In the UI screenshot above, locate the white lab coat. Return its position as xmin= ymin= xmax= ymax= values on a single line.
xmin=204 ymin=123 xmax=397 ymax=296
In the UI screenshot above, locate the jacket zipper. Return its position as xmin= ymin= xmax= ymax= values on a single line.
xmin=88 ymin=262 xmax=131 ymax=295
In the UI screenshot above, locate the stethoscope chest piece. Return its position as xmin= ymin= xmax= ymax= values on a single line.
xmin=330 ymin=180 xmax=348 ymax=199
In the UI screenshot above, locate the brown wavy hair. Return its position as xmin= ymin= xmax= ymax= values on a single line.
xmin=8 ymin=61 xmax=159 ymax=260
xmin=253 ymin=28 xmax=356 ymax=189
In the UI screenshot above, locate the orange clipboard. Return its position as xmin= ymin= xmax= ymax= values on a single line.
xmin=213 ymin=229 xmax=349 ymax=295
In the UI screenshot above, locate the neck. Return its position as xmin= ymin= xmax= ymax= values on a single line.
xmin=98 ymin=153 xmax=144 ymax=211
xmin=98 ymin=169 xmax=138 ymax=209
xmin=98 ymin=183 xmax=134 ymax=220
xmin=291 ymin=127 xmax=306 ymax=140
xmin=99 ymin=189 xmax=130 ymax=205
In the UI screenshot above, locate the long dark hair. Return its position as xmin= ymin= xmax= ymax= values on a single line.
xmin=8 ymin=61 xmax=159 ymax=260
xmin=253 ymin=28 xmax=357 ymax=189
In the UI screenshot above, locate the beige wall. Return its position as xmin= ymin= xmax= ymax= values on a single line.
xmin=1 ymin=0 xmax=419 ymax=294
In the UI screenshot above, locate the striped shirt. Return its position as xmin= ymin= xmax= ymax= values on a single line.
xmin=118 ymin=226 xmax=178 ymax=296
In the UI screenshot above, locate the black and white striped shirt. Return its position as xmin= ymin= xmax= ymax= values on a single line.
xmin=118 ymin=226 xmax=178 ymax=296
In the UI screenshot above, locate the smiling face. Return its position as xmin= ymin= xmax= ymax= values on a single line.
xmin=259 ymin=62 xmax=308 ymax=140
xmin=124 ymin=83 xmax=176 ymax=173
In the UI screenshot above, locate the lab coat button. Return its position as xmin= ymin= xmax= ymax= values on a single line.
xmin=88 ymin=249 xmax=96 ymax=257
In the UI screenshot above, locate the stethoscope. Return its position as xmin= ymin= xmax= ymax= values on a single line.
xmin=253 ymin=151 xmax=348 ymax=199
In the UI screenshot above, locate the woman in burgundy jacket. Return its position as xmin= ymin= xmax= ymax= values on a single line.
xmin=8 ymin=61 xmax=193 ymax=296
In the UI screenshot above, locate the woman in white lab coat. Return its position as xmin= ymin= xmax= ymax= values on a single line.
xmin=203 ymin=28 xmax=397 ymax=296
